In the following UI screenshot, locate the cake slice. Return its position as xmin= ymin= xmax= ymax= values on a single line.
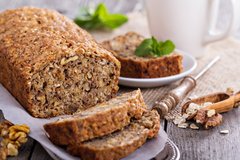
xmin=67 ymin=110 xmax=160 ymax=160
xmin=44 ymin=90 xmax=146 ymax=146
xmin=101 ymin=32 xmax=183 ymax=78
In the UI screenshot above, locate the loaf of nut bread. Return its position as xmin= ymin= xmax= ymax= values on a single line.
xmin=0 ymin=7 xmax=120 ymax=118
xmin=102 ymin=32 xmax=183 ymax=78
xmin=44 ymin=90 xmax=146 ymax=146
xmin=67 ymin=110 xmax=160 ymax=160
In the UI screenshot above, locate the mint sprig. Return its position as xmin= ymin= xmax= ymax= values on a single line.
xmin=74 ymin=3 xmax=128 ymax=30
xmin=135 ymin=37 xmax=175 ymax=57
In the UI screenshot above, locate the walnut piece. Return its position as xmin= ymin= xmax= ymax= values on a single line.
xmin=180 ymin=101 xmax=223 ymax=130
xmin=207 ymin=109 xmax=216 ymax=118
xmin=0 ymin=146 xmax=7 ymax=160
xmin=194 ymin=109 xmax=222 ymax=129
xmin=9 ymin=124 xmax=30 ymax=134
xmin=1 ymin=129 xmax=8 ymax=137
xmin=185 ymin=102 xmax=213 ymax=120
xmin=195 ymin=109 xmax=207 ymax=124
xmin=9 ymin=131 xmax=27 ymax=141
xmin=7 ymin=143 xmax=18 ymax=156
xmin=0 ymin=121 xmax=30 ymax=158
xmin=204 ymin=113 xmax=223 ymax=129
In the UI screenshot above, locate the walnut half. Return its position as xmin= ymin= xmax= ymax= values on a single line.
xmin=0 ymin=121 xmax=30 ymax=159
xmin=204 ymin=113 xmax=223 ymax=129
xmin=194 ymin=109 xmax=222 ymax=129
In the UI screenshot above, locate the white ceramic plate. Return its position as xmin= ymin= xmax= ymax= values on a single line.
xmin=119 ymin=50 xmax=197 ymax=88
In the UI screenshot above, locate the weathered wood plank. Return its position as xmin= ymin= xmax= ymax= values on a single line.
xmin=165 ymin=38 xmax=240 ymax=160
xmin=30 ymin=142 xmax=53 ymax=160
xmin=167 ymin=108 xmax=240 ymax=160
xmin=7 ymin=138 xmax=34 ymax=160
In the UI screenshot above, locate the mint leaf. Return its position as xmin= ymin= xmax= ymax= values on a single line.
xmin=135 ymin=38 xmax=153 ymax=57
xmin=75 ymin=16 xmax=102 ymax=29
xmin=101 ymin=14 xmax=128 ymax=29
xmin=74 ymin=3 xmax=128 ymax=30
xmin=135 ymin=37 xmax=175 ymax=57
xmin=157 ymin=40 xmax=175 ymax=56
xmin=74 ymin=4 xmax=104 ymax=30
xmin=151 ymin=37 xmax=160 ymax=55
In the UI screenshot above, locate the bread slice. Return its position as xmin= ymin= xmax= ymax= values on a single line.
xmin=0 ymin=7 xmax=120 ymax=118
xmin=67 ymin=110 xmax=160 ymax=160
xmin=101 ymin=32 xmax=183 ymax=78
xmin=44 ymin=90 xmax=147 ymax=146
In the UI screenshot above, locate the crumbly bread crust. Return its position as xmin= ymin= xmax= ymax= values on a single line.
xmin=0 ymin=7 xmax=120 ymax=118
xmin=67 ymin=110 xmax=160 ymax=160
xmin=101 ymin=32 xmax=183 ymax=78
xmin=44 ymin=90 xmax=147 ymax=146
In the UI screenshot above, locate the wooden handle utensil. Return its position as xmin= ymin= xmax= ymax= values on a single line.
xmin=180 ymin=91 xmax=240 ymax=126
xmin=153 ymin=56 xmax=220 ymax=118
xmin=182 ymin=91 xmax=240 ymax=114
xmin=153 ymin=76 xmax=196 ymax=116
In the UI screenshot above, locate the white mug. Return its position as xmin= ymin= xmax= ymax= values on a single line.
xmin=145 ymin=0 xmax=240 ymax=58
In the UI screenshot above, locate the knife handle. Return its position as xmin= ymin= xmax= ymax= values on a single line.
xmin=153 ymin=76 xmax=196 ymax=117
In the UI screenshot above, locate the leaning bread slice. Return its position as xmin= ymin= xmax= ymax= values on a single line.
xmin=101 ymin=32 xmax=183 ymax=78
xmin=44 ymin=89 xmax=146 ymax=146
xmin=67 ymin=110 xmax=160 ymax=160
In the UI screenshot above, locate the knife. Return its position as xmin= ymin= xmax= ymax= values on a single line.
xmin=152 ymin=56 xmax=220 ymax=118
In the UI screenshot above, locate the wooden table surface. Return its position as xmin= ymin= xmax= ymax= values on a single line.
xmin=1 ymin=0 xmax=240 ymax=160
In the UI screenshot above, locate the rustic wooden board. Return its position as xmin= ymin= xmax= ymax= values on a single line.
xmin=167 ymin=108 xmax=240 ymax=160
xmin=165 ymin=38 xmax=240 ymax=160
xmin=7 ymin=138 xmax=34 ymax=160
xmin=30 ymin=143 xmax=53 ymax=160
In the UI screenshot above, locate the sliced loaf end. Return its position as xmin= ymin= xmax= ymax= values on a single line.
xmin=67 ymin=110 xmax=160 ymax=160
xmin=44 ymin=89 xmax=147 ymax=146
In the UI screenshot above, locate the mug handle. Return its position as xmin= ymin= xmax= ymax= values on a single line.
xmin=204 ymin=0 xmax=240 ymax=44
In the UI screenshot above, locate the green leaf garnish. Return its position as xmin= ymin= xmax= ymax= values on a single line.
xmin=135 ymin=37 xmax=175 ymax=57
xmin=134 ymin=39 xmax=153 ymax=57
xmin=74 ymin=3 xmax=128 ymax=30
